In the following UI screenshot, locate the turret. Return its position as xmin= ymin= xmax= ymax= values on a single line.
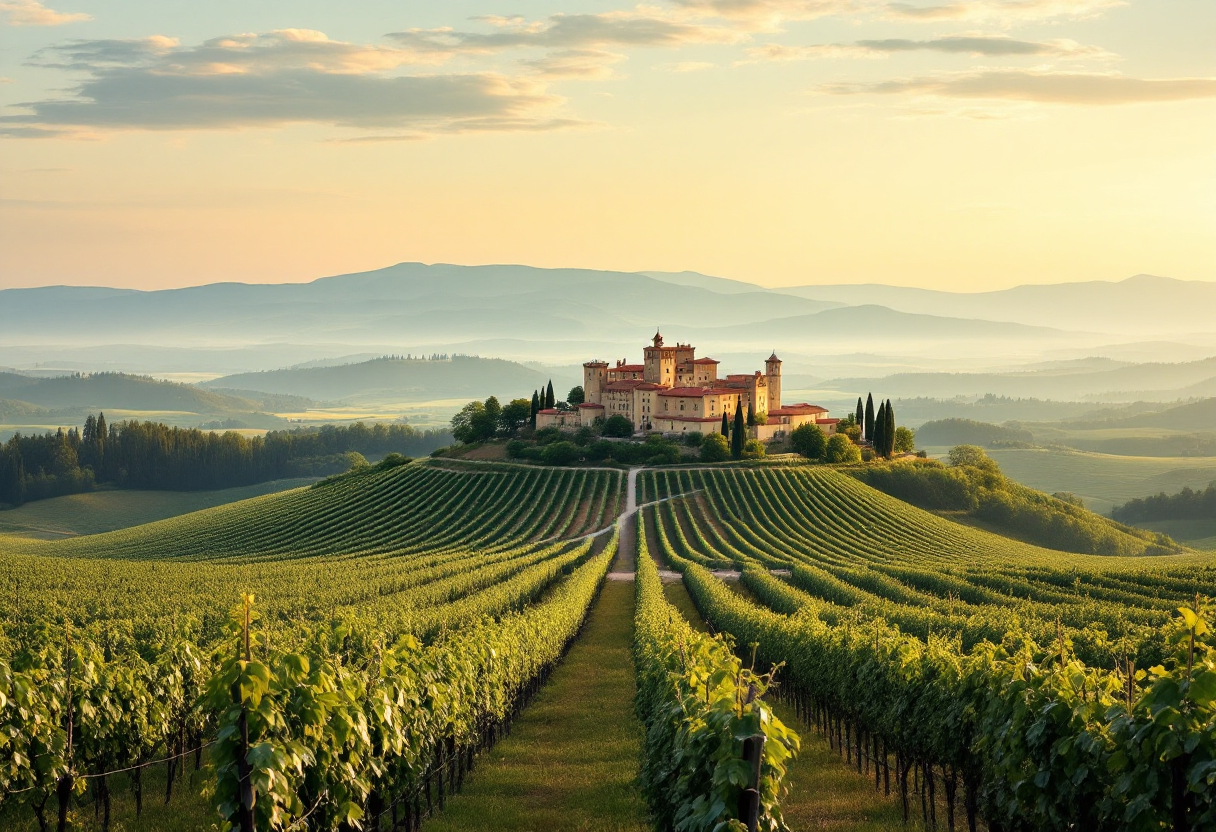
xmin=765 ymin=352 xmax=782 ymax=412
xmin=583 ymin=360 xmax=608 ymax=405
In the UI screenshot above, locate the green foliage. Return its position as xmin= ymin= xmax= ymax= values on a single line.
xmin=789 ymin=424 xmax=826 ymax=460
xmin=823 ymin=434 xmax=861 ymax=464
xmin=1113 ymin=483 xmax=1216 ymax=524
xmin=893 ymin=425 xmax=916 ymax=454
xmin=633 ymin=538 xmax=798 ymax=832
xmin=917 ymin=418 xmax=1034 ymax=448
xmin=601 ymin=415 xmax=633 ymax=438
xmin=732 ymin=408 xmax=745 ymax=460
xmin=566 ymin=386 xmax=585 ymax=406
xmin=540 ymin=441 xmax=582 ymax=466
xmin=700 ymin=433 xmax=730 ymax=463
xmin=742 ymin=439 xmax=765 ymax=460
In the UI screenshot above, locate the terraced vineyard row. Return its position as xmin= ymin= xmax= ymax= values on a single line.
xmin=0 ymin=462 xmax=624 ymax=830
xmin=641 ymin=467 xmax=1216 ymax=830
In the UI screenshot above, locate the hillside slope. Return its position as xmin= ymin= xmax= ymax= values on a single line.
xmin=0 ymin=371 xmax=264 ymax=414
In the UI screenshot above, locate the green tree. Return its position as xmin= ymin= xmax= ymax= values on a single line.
xmin=720 ymin=410 xmax=729 ymax=436
xmin=602 ymin=415 xmax=633 ymax=438
xmin=567 ymin=386 xmax=585 ymax=406
xmin=731 ymin=407 xmax=744 ymax=459
xmin=864 ymin=394 xmax=875 ymax=441
xmin=746 ymin=399 xmax=756 ymax=428
xmin=790 ymin=423 xmax=827 ymax=459
xmin=873 ymin=400 xmax=886 ymax=457
xmin=947 ymin=444 xmax=998 ymax=471
xmin=894 ymin=425 xmax=916 ymax=454
xmin=545 ymin=381 xmax=555 ymax=410
xmin=530 ymin=390 xmax=540 ymax=429
xmin=824 ymin=433 xmax=862 ymax=464
xmin=499 ymin=398 xmax=532 ymax=436
xmin=450 ymin=400 xmax=485 ymax=444
xmin=700 ymin=432 xmax=730 ymax=462
xmin=884 ymin=399 xmax=897 ymax=457
xmin=855 ymin=397 xmax=864 ymax=430
xmin=742 ymin=438 xmax=765 ymax=460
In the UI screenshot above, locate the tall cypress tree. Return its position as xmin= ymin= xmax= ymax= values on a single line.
xmin=885 ymin=399 xmax=896 ymax=457
xmin=746 ymin=399 xmax=756 ymax=428
xmin=720 ymin=410 xmax=729 ymax=435
xmin=855 ymin=397 xmax=864 ymax=430
xmin=545 ymin=381 xmax=555 ymax=410
xmin=530 ymin=390 xmax=540 ymax=428
xmin=873 ymin=400 xmax=886 ymax=457
xmin=864 ymin=393 xmax=875 ymax=442
xmin=731 ymin=407 xmax=744 ymax=459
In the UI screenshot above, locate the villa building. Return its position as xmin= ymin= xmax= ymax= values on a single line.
xmin=536 ymin=332 xmax=838 ymax=439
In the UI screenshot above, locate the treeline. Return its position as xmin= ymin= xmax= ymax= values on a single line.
xmin=852 ymin=445 xmax=1179 ymax=557
xmin=1112 ymin=483 xmax=1216 ymax=523
xmin=915 ymin=417 xmax=1034 ymax=448
xmin=0 ymin=415 xmax=451 ymax=505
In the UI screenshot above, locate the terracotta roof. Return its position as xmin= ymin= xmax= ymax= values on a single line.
xmin=768 ymin=352 xmax=781 ymax=363
xmin=816 ymin=418 xmax=839 ymax=424
xmin=769 ymin=403 xmax=828 ymax=416
xmin=690 ymin=357 xmax=720 ymax=364
xmin=578 ymin=402 xmax=605 ymax=409
xmin=658 ymin=386 xmax=743 ymax=398
xmin=536 ymin=408 xmax=564 ymax=415
xmin=655 ymin=415 xmax=720 ymax=423
xmin=605 ymin=380 xmax=663 ymax=392
xmin=610 ymin=364 xmax=645 ymax=372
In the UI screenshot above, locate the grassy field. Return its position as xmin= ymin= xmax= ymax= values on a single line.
xmin=922 ymin=446 xmax=1216 ymax=516
xmin=424 ymin=578 xmax=650 ymax=832
xmin=0 ymin=478 xmax=316 ymax=538
xmin=1136 ymin=518 xmax=1216 ymax=552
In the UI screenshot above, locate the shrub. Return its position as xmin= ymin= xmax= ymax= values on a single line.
xmin=540 ymin=441 xmax=582 ymax=466
xmin=574 ymin=425 xmax=597 ymax=446
xmin=683 ymin=431 xmax=704 ymax=448
xmin=742 ymin=439 xmax=765 ymax=460
xmin=505 ymin=439 xmax=529 ymax=459
xmin=372 ymin=453 xmax=411 ymax=472
xmin=700 ymin=433 xmax=730 ymax=463
xmin=535 ymin=426 xmax=562 ymax=445
xmin=789 ymin=423 xmax=827 ymax=459
xmin=824 ymin=434 xmax=861 ymax=464
xmin=894 ymin=426 xmax=916 ymax=454
xmin=602 ymin=415 xmax=633 ymax=438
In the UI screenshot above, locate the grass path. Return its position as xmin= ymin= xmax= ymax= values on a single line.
xmin=662 ymin=576 xmax=906 ymax=831
xmin=424 ymin=577 xmax=650 ymax=832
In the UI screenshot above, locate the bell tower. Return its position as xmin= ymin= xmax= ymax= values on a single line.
xmin=765 ymin=352 xmax=782 ymax=413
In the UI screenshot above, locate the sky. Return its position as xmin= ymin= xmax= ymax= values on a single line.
xmin=0 ymin=0 xmax=1213 ymax=292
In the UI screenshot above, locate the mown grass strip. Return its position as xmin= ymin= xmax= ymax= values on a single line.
xmin=424 ymin=579 xmax=649 ymax=832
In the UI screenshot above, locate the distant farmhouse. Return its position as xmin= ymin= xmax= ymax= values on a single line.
xmin=536 ymin=332 xmax=838 ymax=439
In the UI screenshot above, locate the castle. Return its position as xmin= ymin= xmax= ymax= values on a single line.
xmin=536 ymin=332 xmax=837 ymax=440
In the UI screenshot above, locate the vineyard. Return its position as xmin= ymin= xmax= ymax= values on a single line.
xmin=639 ymin=467 xmax=1216 ymax=831
xmin=0 ymin=462 xmax=625 ymax=830
xmin=0 ymin=459 xmax=1213 ymax=831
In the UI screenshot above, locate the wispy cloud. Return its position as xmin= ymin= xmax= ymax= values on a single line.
xmin=0 ymin=0 xmax=89 ymax=26
xmin=520 ymin=49 xmax=627 ymax=79
xmin=747 ymin=34 xmax=1111 ymax=61
xmin=819 ymin=68 xmax=1216 ymax=105
xmin=3 ymin=31 xmax=582 ymax=137
xmin=883 ymin=0 xmax=1125 ymax=23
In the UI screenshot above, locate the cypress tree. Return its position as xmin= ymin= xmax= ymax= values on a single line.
xmin=864 ymin=393 xmax=875 ymax=442
xmin=721 ymin=410 xmax=729 ymax=436
xmin=731 ymin=407 xmax=744 ymax=459
xmin=530 ymin=390 xmax=539 ymax=429
xmin=747 ymin=399 xmax=756 ymax=428
xmin=873 ymin=400 xmax=886 ymax=457
xmin=545 ymin=381 xmax=555 ymax=410
xmin=855 ymin=397 xmax=864 ymax=430
xmin=885 ymin=399 xmax=897 ymax=457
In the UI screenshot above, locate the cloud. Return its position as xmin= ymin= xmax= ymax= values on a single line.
xmin=669 ymin=0 xmax=861 ymax=24
xmin=884 ymin=0 xmax=1125 ymax=23
xmin=520 ymin=49 xmax=626 ymax=79
xmin=386 ymin=12 xmax=743 ymax=55
xmin=819 ymin=69 xmax=1216 ymax=105
xmin=747 ymin=34 xmax=1110 ymax=61
xmin=0 ymin=0 xmax=89 ymax=26
xmin=3 ymin=31 xmax=580 ymax=137
xmin=668 ymin=61 xmax=716 ymax=72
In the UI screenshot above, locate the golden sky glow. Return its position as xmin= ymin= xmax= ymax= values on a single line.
xmin=1 ymin=0 xmax=1213 ymax=291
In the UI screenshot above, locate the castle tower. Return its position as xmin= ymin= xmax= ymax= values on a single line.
xmin=765 ymin=352 xmax=782 ymax=413
xmin=583 ymin=360 xmax=608 ymax=405
xmin=643 ymin=330 xmax=675 ymax=387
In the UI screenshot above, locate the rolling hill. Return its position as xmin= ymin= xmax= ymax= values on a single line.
xmin=203 ymin=354 xmax=566 ymax=405
xmin=0 ymin=371 xmax=264 ymax=414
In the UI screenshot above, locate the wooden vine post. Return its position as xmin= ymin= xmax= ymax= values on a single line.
xmin=738 ymin=734 xmax=765 ymax=832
